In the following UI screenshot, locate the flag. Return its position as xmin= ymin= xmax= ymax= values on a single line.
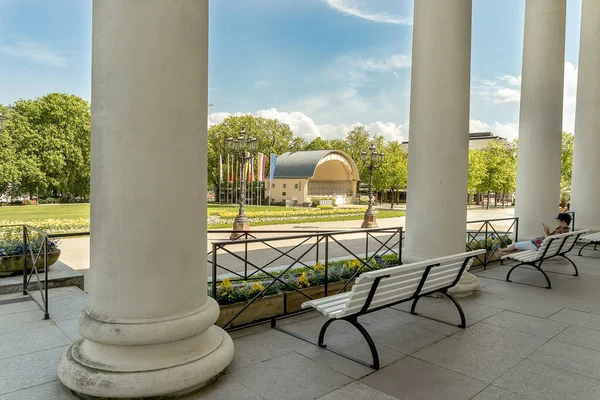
xmin=257 ymin=153 xmax=266 ymax=182
xmin=219 ymin=154 xmax=223 ymax=182
xmin=246 ymin=153 xmax=255 ymax=182
xmin=269 ymin=154 xmax=277 ymax=181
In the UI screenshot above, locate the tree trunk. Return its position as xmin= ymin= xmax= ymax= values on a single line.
xmin=390 ymin=189 xmax=395 ymax=209
xmin=502 ymin=191 xmax=506 ymax=209
xmin=487 ymin=191 xmax=490 ymax=209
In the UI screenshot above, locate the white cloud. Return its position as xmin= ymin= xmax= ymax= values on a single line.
xmin=324 ymin=0 xmax=412 ymax=25
xmin=351 ymin=53 xmax=411 ymax=71
xmin=0 ymin=36 xmax=68 ymax=67
xmin=469 ymin=119 xmax=490 ymax=132
xmin=495 ymin=87 xmax=521 ymax=103
xmin=499 ymin=74 xmax=521 ymax=86
xmin=562 ymin=61 xmax=578 ymax=134
xmin=493 ymin=122 xmax=519 ymax=141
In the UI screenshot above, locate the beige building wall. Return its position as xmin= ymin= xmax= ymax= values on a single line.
xmin=267 ymin=178 xmax=309 ymax=204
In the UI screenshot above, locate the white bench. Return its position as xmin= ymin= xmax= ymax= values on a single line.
xmin=296 ymin=250 xmax=485 ymax=370
xmin=503 ymin=230 xmax=588 ymax=289
xmin=578 ymin=232 xmax=600 ymax=256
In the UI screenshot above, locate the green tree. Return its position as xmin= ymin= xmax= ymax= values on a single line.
xmin=560 ymin=132 xmax=574 ymax=205
xmin=373 ymin=141 xmax=408 ymax=208
xmin=475 ymin=141 xmax=517 ymax=208
xmin=4 ymin=94 xmax=91 ymax=199
xmin=207 ymin=115 xmax=297 ymax=190
xmin=303 ymin=137 xmax=332 ymax=151
xmin=0 ymin=106 xmax=20 ymax=195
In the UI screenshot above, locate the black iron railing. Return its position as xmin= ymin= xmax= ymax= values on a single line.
xmin=209 ymin=227 xmax=403 ymax=330
xmin=465 ymin=217 xmax=519 ymax=269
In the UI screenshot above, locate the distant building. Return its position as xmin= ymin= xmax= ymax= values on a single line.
xmin=400 ymin=132 xmax=513 ymax=152
xmin=267 ymin=150 xmax=359 ymax=206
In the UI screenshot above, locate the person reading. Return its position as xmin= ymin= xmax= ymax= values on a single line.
xmin=493 ymin=213 xmax=571 ymax=257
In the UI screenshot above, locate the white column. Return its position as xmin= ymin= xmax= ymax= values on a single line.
xmin=570 ymin=0 xmax=600 ymax=231
xmin=57 ymin=1 xmax=234 ymax=398
xmin=404 ymin=0 xmax=472 ymax=260
xmin=515 ymin=0 xmax=566 ymax=239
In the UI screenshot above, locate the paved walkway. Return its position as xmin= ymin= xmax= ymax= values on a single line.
xmin=2 ymin=247 xmax=600 ymax=399
xmin=58 ymin=207 xmax=516 ymax=282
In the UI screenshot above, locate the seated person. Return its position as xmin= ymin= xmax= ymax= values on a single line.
xmin=493 ymin=213 xmax=571 ymax=257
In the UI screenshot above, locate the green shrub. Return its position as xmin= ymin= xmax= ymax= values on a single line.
xmin=317 ymin=205 xmax=334 ymax=210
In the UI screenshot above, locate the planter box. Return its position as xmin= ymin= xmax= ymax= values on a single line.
xmin=470 ymin=250 xmax=500 ymax=267
xmin=0 ymin=250 xmax=61 ymax=275
xmin=216 ymin=279 xmax=355 ymax=329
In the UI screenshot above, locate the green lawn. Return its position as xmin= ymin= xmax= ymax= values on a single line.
xmin=0 ymin=203 xmax=405 ymax=226
xmin=0 ymin=204 xmax=90 ymax=222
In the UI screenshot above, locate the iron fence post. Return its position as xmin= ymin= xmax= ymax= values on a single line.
xmin=484 ymin=222 xmax=489 ymax=269
xmin=325 ymin=234 xmax=329 ymax=294
xmin=22 ymin=226 xmax=27 ymax=295
xmin=244 ymin=240 xmax=248 ymax=280
xmin=44 ymin=236 xmax=49 ymax=320
xmin=515 ymin=217 xmax=519 ymax=243
xmin=399 ymin=227 xmax=403 ymax=264
xmin=211 ymin=243 xmax=218 ymax=299
xmin=365 ymin=231 xmax=369 ymax=261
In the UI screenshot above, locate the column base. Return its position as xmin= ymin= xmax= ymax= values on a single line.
xmin=361 ymin=210 xmax=378 ymax=228
xmin=58 ymin=299 xmax=235 ymax=399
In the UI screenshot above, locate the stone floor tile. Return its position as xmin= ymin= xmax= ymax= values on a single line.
xmin=186 ymin=374 xmax=264 ymax=400
xmin=494 ymin=359 xmax=600 ymax=400
xmin=367 ymin=317 xmax=446 ymax=354
xmin=471 ymin=385 xmax=532 ymax=400
xmin=54 ymin=319 xmax=81 ymax=343
xmin=554 ymin=325 xmax=600 ymax=352
xmin=469 ymin=290 xmax=563 ymax=318
xmin=484 ymin=311 xmax=569 ymax=338
xmin=452 ymin=321 xmax=548 ymax=357
xmin=0 ymin=325 xmax=70 ymax=361
xmin=234 ymin=329 xmax=313 ymax=362
xmin=412 ymin=337 xmax=521 ymax=383
xmin=361 ymin=356 xmax=487 ymax=400
xmin=0 ymin=380 xmax=78 ymax=400
xmin=528 ymin=340 xmax=600 ymax=380
xmin=549 ymin=308 xmax=600 ymax=330
xmin=44 ymin=294 xmax=87 ymax=322
xmin=0 ymin=300 xmax=40 ymax=316
xmin=230 ymin=352 xmax=353 ymax=400
xmin=315 ymin=330 xmax=406 ymax=370
xmin=0 ymin=310 xmax=54 ymax=335
xmin=223 ymin=348 xmax=261 ymax=374
xmin=277 ymin=313 xmax=358 ymax=340
xmin=0 ymin=346 xmax=67 ymax=395
xmin=317 ymin=381 xmax=398 ymax=400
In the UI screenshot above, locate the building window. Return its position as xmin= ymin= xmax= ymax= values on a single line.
xmin=295 ymin=183 xmax=299 ymax=189
xmin=283 ymin=183 xmax=287 ymax=189
xmin=282 ymin=192 xmax=286 ymax=196
xmin=272 ymin=183 xmax=275 ymax=188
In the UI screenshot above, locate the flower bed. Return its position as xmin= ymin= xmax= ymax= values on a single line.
xmin=1 ymin=219 xmax=90 ymax=234
xmin=0 ymin=225 xmax=62 ymax=274
xmin=207 ymin=207 xmax=366 ymax=226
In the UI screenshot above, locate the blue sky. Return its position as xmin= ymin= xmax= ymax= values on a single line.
xmin=0 ymin=0 xmax=583 ymax=142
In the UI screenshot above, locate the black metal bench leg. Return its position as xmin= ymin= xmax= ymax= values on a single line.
xmin=536 ymin=260 xmax=552 ymax=289
xmin=561 ymin=255 xmax=579 ymax=276
xmin=318 ymin=318 xmax=336 ymax=347
xmin=346 ymin=318 xmax=380 ymax=370
xmin=578 ymin=242 xmax=594 ymax=256
xmin=410 ymin=296 xmax=421 ymax=315
xmin=506 ymin=262 xmax=524 ymax=282
xmin=440 ymin=291 xmax=467 ymax=328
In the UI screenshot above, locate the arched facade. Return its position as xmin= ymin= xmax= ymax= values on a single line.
xmin=268 ymin=150 xmax=359 ymax=205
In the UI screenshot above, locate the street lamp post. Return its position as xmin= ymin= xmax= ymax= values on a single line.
xmin=227 ymin=128 xmax=258 ymax=239
xmin=361 ymin=143 xmax=384 ymax=228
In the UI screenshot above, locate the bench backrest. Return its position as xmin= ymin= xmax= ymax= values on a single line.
xmin=336 ymin=250 xmax=486 ymax=317
xmin=536 ymin=230 xmax=588 ymax=260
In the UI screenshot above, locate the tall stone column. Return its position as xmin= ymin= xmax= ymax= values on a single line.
xmin=570 ymin=0 xmax=600 ymax=231
xmin=58 ymin=1 xmax=234 ymax=398
xmin=404 ymin=0 xmax=472 ymax=261
xmin=515 ymin=0 xmax=566 ymax=239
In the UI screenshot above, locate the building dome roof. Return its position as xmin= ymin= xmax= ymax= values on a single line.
xmin=273 ymin=150 xmax=359 ymax=180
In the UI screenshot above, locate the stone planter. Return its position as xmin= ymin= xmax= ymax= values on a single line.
xmin=0 ymin=249 xmax=61 ymax=276
xmin=216 ymin=280 xmax=355 ymax=329
xmin=470 ymin=250 xmax=500 ymax=267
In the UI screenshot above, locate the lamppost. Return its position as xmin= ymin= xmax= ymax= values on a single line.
xmin=226 ymin=128 xmax=258 ymax=239
xmin=361 ymin=143 xmax=384 ymax=228
xmin=0 ymin=113 xmax=7 ymax=131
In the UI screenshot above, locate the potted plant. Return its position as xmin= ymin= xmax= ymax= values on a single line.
xmin=0 ymin=233 xmax=61 ymax=275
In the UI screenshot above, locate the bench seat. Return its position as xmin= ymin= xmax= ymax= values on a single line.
xmin=502 ymin=230 xmax=588 ymax=289
xmin=578 ymin=232 xmax=600 ymax=256
xmin=298 ymin=249 xmax=485 ymax=369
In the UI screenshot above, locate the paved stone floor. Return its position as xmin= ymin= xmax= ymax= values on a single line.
xmin=1 ymin=247 xmax=600 ymax=399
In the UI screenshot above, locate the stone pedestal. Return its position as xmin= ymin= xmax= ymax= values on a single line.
xmin=515 ymin=0 xmax=566 ymax=238
xmin=571 ymin=0 xmax=600 ymax=231
xmin=403 ymin=0 xmax=472 ymax=264
xmin=57 ymin=1 xmax=234 ymax=398
xmin=231 ymin=215 xmax=250 ymax=240
xmin=361 ymin=210 xmax=378 ymax=228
